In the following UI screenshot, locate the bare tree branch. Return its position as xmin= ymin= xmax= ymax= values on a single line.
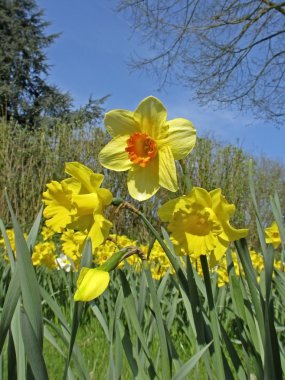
xmin=117 ymin=0 xmax=285 ymax=124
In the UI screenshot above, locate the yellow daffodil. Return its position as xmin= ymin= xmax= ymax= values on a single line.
xmin=0 ymin=229 xmax=28 ymax=260
xmin=60 ymin=229 xmax=88 ymax=269
xmin=43 ymin=162 xmax=113 ymax=250
xmin=99 ymin=96 xmax=196 ymax=201
xmin=265 ymin=221 xmax=282 ymax=249
xmin=32 ymin=241 xmax=57 ymax=269
xmin=158 ymin=187 xmax=248 ymax=262
xmin=40 ymin=226 xmax=55 ymax=241
xmin=74 ymin=267 xmax=110 ymax=301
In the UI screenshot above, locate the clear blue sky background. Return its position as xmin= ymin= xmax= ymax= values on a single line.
xmin=38 ymin=0 xmax=285 ymax=163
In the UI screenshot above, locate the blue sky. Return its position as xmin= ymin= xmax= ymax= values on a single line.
xmin=38 ymin=0 xmax=285 ymax=163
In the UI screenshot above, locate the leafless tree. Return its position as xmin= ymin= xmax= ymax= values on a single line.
xmin=117 ymin=0 xmax=285 ymax=125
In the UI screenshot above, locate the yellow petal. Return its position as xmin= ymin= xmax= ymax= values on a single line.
xmin=69 ymin=214 xmax=93 ymax=231
xmin=210 ymin=189 xmax=235 ymax=219
xmin=190 ymin=187 xmax=212 ymax=208
xmin=97 ymin=188 xmax=113 ymax=206
xmin=99 ymin=135 xmax=132 ymax=171
xmin=222 ymin=222 xmax=248 ymax=242
xmin=88 ymin=213 xmax=113 ymax=249
xmin=210 ymin=189 xmax=248 ymax=241
xmin=127 ymin=158 xmax=159 ymax=201
xmin=163 ymin=118 xmax=196 ymax=160
xmin=157 ymin=197 xmax=181 ymax=222
xmin=65 ymin=162 xmax=104 ymax=193
xmin=134 ymin=96 xmax=168 ymax=140
xmin=104 ymin=109 xmax=138 ymax=137
xmin=74 ymin=268 xmax=110 ymax=301
xmin=62 ymin=178 xmax=81 ymax=194
xmin=158 ymin=146 xmax=178 ymax=192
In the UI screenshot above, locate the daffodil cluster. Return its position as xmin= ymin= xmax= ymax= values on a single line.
xmin=0 ymin=228 xmax=58 ymax=270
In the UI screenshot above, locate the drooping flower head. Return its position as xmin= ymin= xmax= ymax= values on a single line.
xmin=265 ymin=221 xmax=282 ymax=249
xmin=74 ymin=268 xmax=110 ymax=302
xmin=158 ymin=187 xmax=248 ymax=262
xmin=99 ymin=96 xmax=196 ymax=201
xmin=43 ymin=162 xmax=113 ymax=250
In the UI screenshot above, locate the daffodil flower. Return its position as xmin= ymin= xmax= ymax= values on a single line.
xmin=74 ymin=267 xmax=110 ymax=301
xmin=43 ymin=162 xmax=113 ymax=249
xmin=99 ymin=96 xmax=196 ymax=201
xmin=265 ymin=221 xmax=282 ymax=249
xmin=158 ymin=187 xmax=248 ymax=262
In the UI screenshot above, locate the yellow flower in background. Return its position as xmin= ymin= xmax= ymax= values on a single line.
xmin=99 ymin=96 xmax=196 ymax=201
xmin=94 ymin=234 xmax=136 ymax=268
xmin=0 ymin=229 xmax=16 ymax=253
xmin=158 ymin=187 xmax=248 ymax=262
xmin=61 ymin=229 xmax=87 ymax=269
xmin=74 ymin=267 xmax=110 ymax=301
xmin=145 ymin=241 xmax=175 ymax=280
xmin=250 ymin=249 xmax=264 ymax=272
xmin=41 ymin=226 xmax=55 ymax=241
xmin=0 ymin=229 xmax=28 ymax=260
xmin=265 ymin=221 xmax=282 ymax=249
xmin=43 ymin=162 xmax=113 ymax=249
xmin=32 ymin=241 xmax=57 ymax=269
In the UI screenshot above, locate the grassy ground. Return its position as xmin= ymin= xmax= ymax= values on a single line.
xmin=42 ymin=318 xmax=110 ymax=380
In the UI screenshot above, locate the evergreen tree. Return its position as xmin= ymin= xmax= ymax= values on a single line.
xmin=0 ymin=0 xmax=104 ymax=128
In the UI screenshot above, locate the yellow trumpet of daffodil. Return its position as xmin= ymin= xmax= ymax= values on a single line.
xmin=158 ymin=187 xmax=248 ymax=262
xmin=99 ymin=96 xmax=196 ymax=201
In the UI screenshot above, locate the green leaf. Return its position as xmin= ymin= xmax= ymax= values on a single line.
xmin=0 ymin=219 xmax=15 ymax=271
xmin=5 ymin=193 xmax=43 ymax=347
xmin=26 ymin=206 xmax=43 ymax=251
xmin=20 ymin=306 xmax=48 ymax=380
xmin=0 ymin=269 xmax=21 ymax=354
xmin=143 ymin=264 xmax=171 ymax=380
xmin=119 ymin=271 xmax=154 ymax=366
xmin=172 ymin=341 xmax=213 ymax=380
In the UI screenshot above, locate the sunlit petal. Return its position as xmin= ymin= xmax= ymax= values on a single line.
xmin=158 ymin=146 xmax=178 ymax=192
xmin=104 ymin=109 xmax=138 ymax=137
xmin=99 ymin=135 xmax=132 ymax=171
xmin=65 ymin=162 xmax=104 ymax=193
xmin=88 ymin=213 xmax=113 ymax=249
xmin=127 ymin=158 xmax=159 ymax=201
xmin=134 ymin=96 xmax=168 ymax=139
xmin=163 ymin=118 xmax=196 ymax=160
